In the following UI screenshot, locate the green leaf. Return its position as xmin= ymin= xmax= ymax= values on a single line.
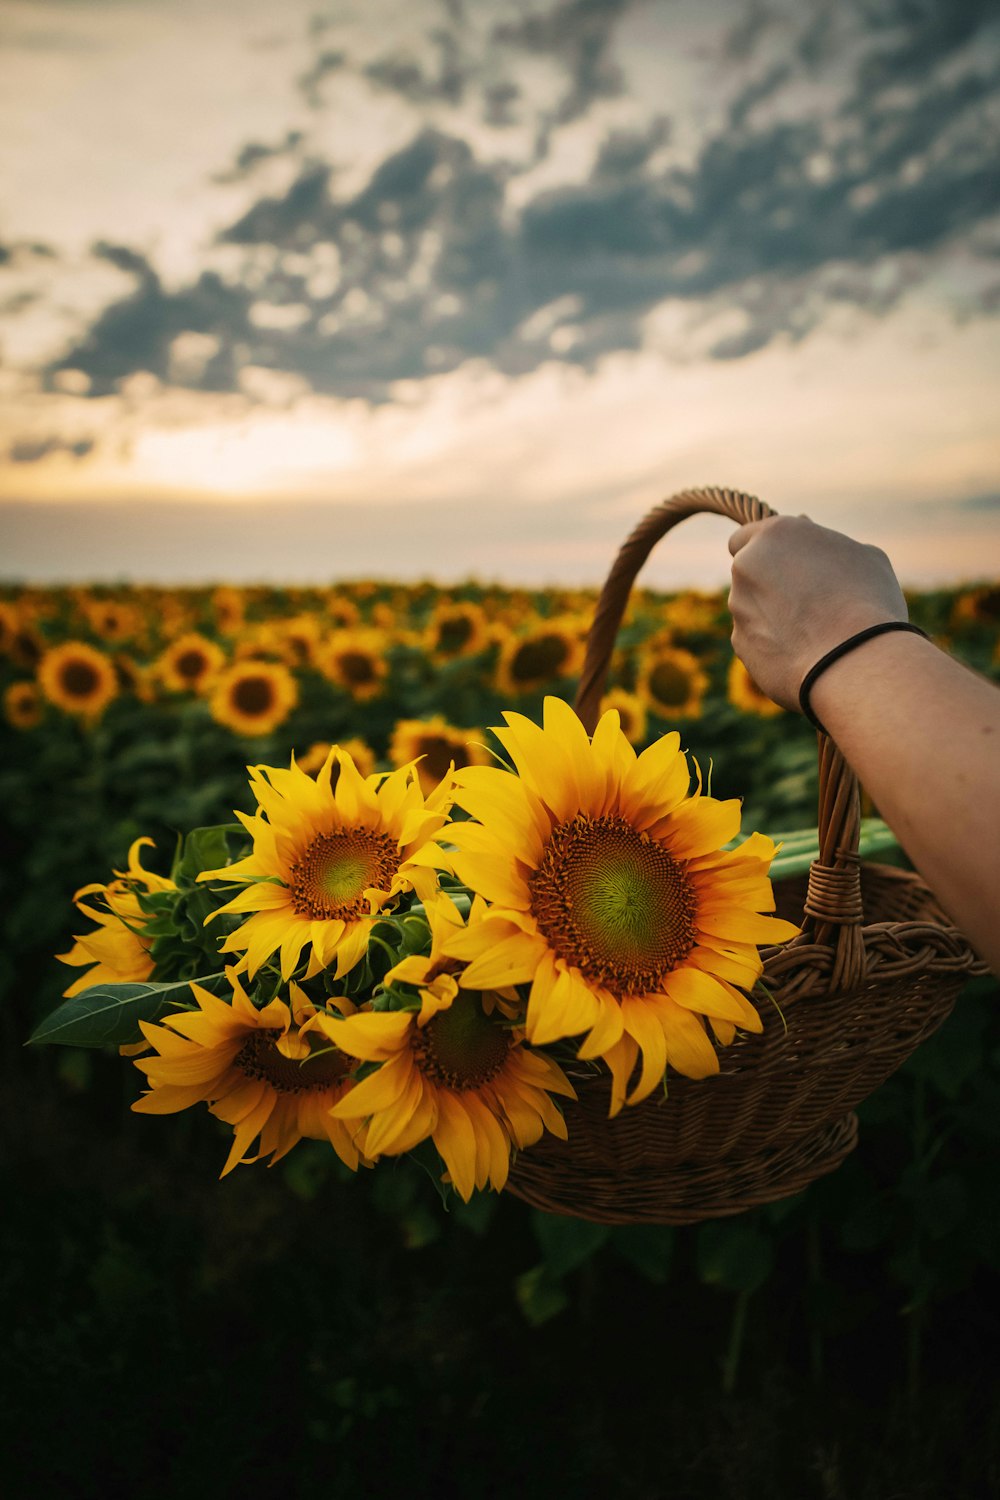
xmin=27 ymin=973 xmax=228 ymax=1048
xmin=515 ymin=1265 xmax=570 ymax=1326
xmin=696 ymin=1220 xmax=774 ymax=1294
xmin=610 ymin=1224 xmax=675 ymax=1284
xmin=531 ymin=1210 xmax=610 ymax=1276
xmin=171 ymin=824 xmax=245 ymax=887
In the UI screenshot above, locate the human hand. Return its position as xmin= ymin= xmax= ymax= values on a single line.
xmin=727 ymin=515 xmax=908 ymax=710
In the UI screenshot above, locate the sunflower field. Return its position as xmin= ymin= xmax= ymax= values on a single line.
xmin=4 ymin=577 xmax=1000 ymax=1499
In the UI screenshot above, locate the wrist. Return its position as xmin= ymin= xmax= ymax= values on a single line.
xmin=801 ymin=623 xmax=929 ymax=735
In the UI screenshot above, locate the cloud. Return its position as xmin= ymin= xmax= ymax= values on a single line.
xmin=35 ymin=1 xmax=1000 ymax=402
xmin=212 ymin=130 xmax=305 ymax=185
xmin=492 ymin=0 xmax=634 ymax=127
xmin=7 ymin=434 xmax=94 ymax=463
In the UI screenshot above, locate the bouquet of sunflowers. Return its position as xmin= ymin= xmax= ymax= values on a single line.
xmin=34 ymin=697 xmax=802 ymax=1203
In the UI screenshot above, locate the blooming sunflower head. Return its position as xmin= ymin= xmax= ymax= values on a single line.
xmin=208 ymin=659 xmax=298 ymax=737
xmin=37 ymin=640 xmax=118 ymax=721
xmin=157 ymin=632 xmax=227 ymax=695
xmin=4 ymin=680 xmax=43 ymax=729
xmin=388 ymin=716 xmax=491 ymax=797
xmin=318 ymin=630 xmax=388 ymax=701
xmin=298 ymin=736 xmax=376 ymax=778
xmin=636 ymin=645 xmax=709 ymax=720
xmin=319 ymin=897 xmax=575 ymax=1201
xmin=57 ymin=837 xmax=177 ymax=996
xmin=495 ymin=618 xmax=586 ymax=696
xmin=435 ymin=697 xmax=799 ymax=1116
xmin=131 ymin=969 xmax=364 ymax=1176
xmin=198 ymin=747 xmax=454 ymax=983
xmin=425 ymin=601 xmax=489 ymax=660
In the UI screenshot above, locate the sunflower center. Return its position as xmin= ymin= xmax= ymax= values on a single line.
xmin=529 ymin=814 xmax=697 ymax=997
xmin=409 ymin=991 xmax=511 ymax=1090
xmin=511 ymin=633 xmax=569 ymax=682
xmin=290 ymin=828 xmax=400 ymax=921
xmin=648 ymin=659 xmax=693 ymax=708
xmin=235 ymin=1030 xmax=350 ymax=1093
xmin=232 ymin=675 xmax=275 ymax=715
xmin=176 ymin=649 xmax=208 ymax=681
xmin=340 ymin=650 xmax=376 ymax=686
xmin=418 ymin=734 xmax=469 ymax=783
xmin=61 ymin=660 xmax=100 ymax=697
xmin=436 ymin=615 xmax=473 ymax=654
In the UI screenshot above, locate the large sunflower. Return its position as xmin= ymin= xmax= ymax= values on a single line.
xmin=198 ymin=748 xmax=452 ymax=982
xmin=37 ymin=640 xmax=118 ymax=720
xmin=131 ymin=970 xmax=363 ymax=1176
xmin=320 ymin=899 xmax=576 ymax=1201
xmin=58 ymin=837 xmax=176 ymax=996
xmin=208 ymin=659 xmax=298 ymax=736
xmin=436 ymin=697 xmax=799 ymax=1115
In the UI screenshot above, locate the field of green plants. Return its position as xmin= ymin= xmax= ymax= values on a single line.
xmin=3 ymin=577 xmax=1000 ymax=1499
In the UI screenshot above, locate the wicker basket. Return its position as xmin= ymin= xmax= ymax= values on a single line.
xmin=504 ymin=486 xmax=986 ymax=1225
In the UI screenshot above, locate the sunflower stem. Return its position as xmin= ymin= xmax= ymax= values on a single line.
xmin=722 ymin=1287 xmax=751 ymax=1396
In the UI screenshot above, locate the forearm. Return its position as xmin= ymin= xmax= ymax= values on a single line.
xmin=809 ymin=632 xmax=1000 ymax=975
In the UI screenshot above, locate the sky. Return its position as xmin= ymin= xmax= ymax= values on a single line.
xmin=1 ymin=0 xmax=998 ymax=587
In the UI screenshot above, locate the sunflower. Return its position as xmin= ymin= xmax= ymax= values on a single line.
xmin=298 ymin=736 xmax=376 ymax=778
xmin=208 ymin=660 xmax=298 ymax=737
xmin=37 ymin=640 xmax=118 ymax=720
xmin=425 ymin=600 xmax=490 ymax=660
xmin=318 ymin=630 xmax=388 ymax=700
xmin=198 ymin=748 xmax=452 ymax=982
xmin=158 ymin=632 xmax=227 ymax=694
xmin=0 ymin=600 xmax=20 ymax=655
xmin=388 ymin=717 xmax=491 ymax=796
xmin=436 ymin=697 xmax=799 ymax=1115
xmin=276 ymin=613 xmax=324 ymax=668
xmin=952 ymin=585 xmax=1000 ymax=629
xmin=636 ymin=645 xmax=709 ymax=720
xmin=320 ymin=899 xmax=576 ymax=1201
xmin=131 ymin=970 xmax=364 ymax=1176
xmin=83 ymin=597 xmax=142 ymax=644
xmin=211 ymin=585 xmax=245 ymax=636
xmin=495 ymin=619 xmax=586 ymax=696
xmin=58 ymin=837 xmax=176 ymax=996
xmin=660 ymin=591 xmax=726 ymax=636
xmin=727 ymin=657 xmax=784 ymax=717
xmin=600 ymin=688 xmax=647 ymax=745
xmin=326 ymin=595 xmax=362 ymax=630
xmin=4 ymin=680 xmax=43 ymax=729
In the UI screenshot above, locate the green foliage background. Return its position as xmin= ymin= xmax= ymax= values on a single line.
xmin=3 ymin=580 xmax=999 ymax=1500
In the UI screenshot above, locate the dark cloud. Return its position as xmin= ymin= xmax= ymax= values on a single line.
xmin=493 ymin=0 xmax=633 ymax=127
xmin=213 ymin=131 xmax=304 ymax=185
xmin=52 ymin=244 xmax=252 ymax=396
xmin=366 ymin=29 xmax=468 ymax=106
xmin=298 ymin=48 xmax=346 ymax=109
xmin=723 ymin=3 xmax=774 ymax=62
xmin=7 ymin=435 xmax=94 ymax=464
xmin=44 ymin=4 xmax=1000 ymax=402
xmin=858 ymin=0 xmax=996 ymax=88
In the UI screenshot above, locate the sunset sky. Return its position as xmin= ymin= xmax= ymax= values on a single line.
xmin=1 ymin=0 xmax=998 ymax=586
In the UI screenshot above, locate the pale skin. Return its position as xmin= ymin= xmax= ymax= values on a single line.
xmin=728 ymin=514 xmax=1000 ymax=977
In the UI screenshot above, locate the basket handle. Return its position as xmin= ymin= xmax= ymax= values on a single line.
xmin=574 ymin=485 xmax=867 ymax=990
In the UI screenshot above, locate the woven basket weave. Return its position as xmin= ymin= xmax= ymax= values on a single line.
xmin=505 ymin=486 xmax=985 ymax=1225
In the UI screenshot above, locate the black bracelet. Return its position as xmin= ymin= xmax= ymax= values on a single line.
xmin=798 ymin=621 xmax=930 ymax=735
